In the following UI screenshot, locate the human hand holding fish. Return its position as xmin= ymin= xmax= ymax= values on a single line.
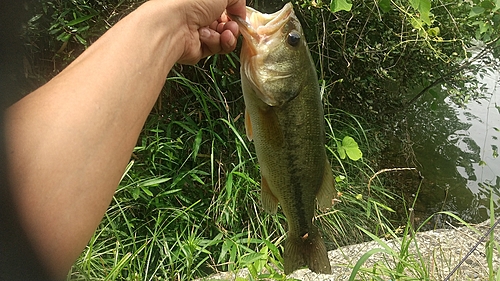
xmin=157 ymin=0 xmax=246 ymax=64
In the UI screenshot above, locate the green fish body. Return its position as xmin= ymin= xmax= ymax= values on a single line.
xmin=232 ymin=3 xmax=336 ymax=274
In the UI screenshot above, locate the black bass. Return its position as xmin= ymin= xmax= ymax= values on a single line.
xmin=231 ymin=3 xmax=336 ymax=274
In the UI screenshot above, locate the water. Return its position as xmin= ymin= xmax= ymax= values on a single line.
xmin=401 ymin=62 xmax=500 ymax=226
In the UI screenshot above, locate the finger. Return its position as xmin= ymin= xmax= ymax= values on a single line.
xmin=216 ymin=22 xmax=225 ymax=33
xmin=199 ymin=27 xmax=223 ymax=56
xmin=219 ymin=29 xmax=237 ymax=54
xmin=222 ymin=21 xmax=239 ymax=37
xmin=226 ymin=0 xmax=246 ymax=20
xmin=209 ymin=20 xmax=218 ymax=31
xmin=214 ymin=21 xmax=239 ymax=39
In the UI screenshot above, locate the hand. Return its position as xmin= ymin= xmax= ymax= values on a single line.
xmin=173 ymin=0 xmax=246 ymax=65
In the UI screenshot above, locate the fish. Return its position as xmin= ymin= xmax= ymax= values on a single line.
xmin=230 ymin=3 xmax=336 ymax=275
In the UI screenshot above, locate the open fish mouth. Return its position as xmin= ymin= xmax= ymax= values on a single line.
xmin=228 ymin=3 xmax=297 ymax=106
xmin=229 ymin=3 xmax=294 ymax=53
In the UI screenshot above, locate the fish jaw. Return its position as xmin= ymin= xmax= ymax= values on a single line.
xmin=231 ymin=3 xmax=302 ymax=106
xmin=230 ymin=3 xmax=294 ymax=56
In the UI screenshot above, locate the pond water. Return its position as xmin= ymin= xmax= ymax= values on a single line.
xmin=400 ymin=61 xmax=500 ymax=226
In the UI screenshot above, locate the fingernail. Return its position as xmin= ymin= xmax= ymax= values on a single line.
xmin=200 ymin=28 xmax=210 ymax=38
xmin=228 ymin=35 xmax=235 ymax=46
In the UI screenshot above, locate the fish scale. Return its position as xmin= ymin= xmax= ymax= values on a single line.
xmin=230 ymin=3 xmax=337 ymax=274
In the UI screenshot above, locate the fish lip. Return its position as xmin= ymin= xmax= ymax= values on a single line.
xmin=228 ymin=3 xmax=294 ymax=51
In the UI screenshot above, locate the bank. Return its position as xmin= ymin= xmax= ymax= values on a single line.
xmin=199 ymin=220 xmax=499 ymax=281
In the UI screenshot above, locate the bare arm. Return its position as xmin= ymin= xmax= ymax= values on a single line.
xmin=4 ymin=0 xmax=245 ymax=278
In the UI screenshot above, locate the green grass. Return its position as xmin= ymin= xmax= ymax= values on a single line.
xmin=342 ymin=183 xmax=500 ymax=281
xmin=64 ymin=53 xmax=397 ymax=279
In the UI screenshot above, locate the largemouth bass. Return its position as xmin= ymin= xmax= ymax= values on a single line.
xmin=231 ymin=3 xmax=336 ymax=274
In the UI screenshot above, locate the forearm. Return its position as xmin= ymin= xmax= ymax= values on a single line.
xmin=5 ymin=1 xmax=184 ymax=278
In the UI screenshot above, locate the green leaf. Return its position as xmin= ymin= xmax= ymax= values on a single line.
xmin=341 ymin=136 xmax=363 ymax=161
xmin=330 ymin=0 xmax=353 ymax=13
xmin=410 ymin=18 xmax=425 ymax=30
xmin=66 ymin=13 xmax=96 ymax=27
xmin=409 ymin=0 xmax=419 ymax=9
xmin=56 ymin=33 xmax=71 ymax=42
xmin=131 ymin=187 xmax=140 ymax=200
xmin=74 ymin=34 xmax=87 ymax=45
xmin=493 ymin=14 xmax=500 ymax=23
xmin=419 ymin=0 xmax=432 ymax=25
xmin=141 ymin=177 xmax=170 ymax=187
xmin=190 ymin=173 xmax=205 ymax=184
xmin=470 ymin=6 xmax=486 ymax=16
xmin=429 ymin=88 xmax=440 ymax=99
xmin=336 ymin=140 xmax=346 ymax=159
xmin=427 ymin=26 xmax=440 ymax=37
xmin=140 ymin=186 xmax=154 ymax=197
xmin=225 ymin=172 xmax=233 ymax=201
xmin=241 ymin=252 xmax=266 ymax=265
xmin=335 ymin=175 xmax=346 ymax=182
xmin=479 ymin=21 xmax=490 ymax=34
xmin=494 ymin=0 xmax=500 ymax=11
xmin=192 ymin=129 xmax=202 ymax=160
xmin=409 ymin=0 xmax=431 ymax=25
xmin=378 ymin=0 xmax=392 ymax=12
xmin=29 ymin=14 xmax=43 ymax=24
xmin=481 ymin=0 xmax=495 ymax=10
xmin=348 ymin=248 xmax=391 ymax=281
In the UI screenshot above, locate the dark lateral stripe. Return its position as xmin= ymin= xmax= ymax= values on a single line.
xmin=285 ymin=127 xmax=309 ymax=237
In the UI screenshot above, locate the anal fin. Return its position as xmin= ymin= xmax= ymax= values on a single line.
xmin=261 ymin=176 xmax=278 ymax=214
xmin=316 ymin=159 xmax=337 ymax=210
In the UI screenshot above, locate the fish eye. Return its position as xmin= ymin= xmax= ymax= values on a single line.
xmin=287 ymin=32 xmax=301 ymax=47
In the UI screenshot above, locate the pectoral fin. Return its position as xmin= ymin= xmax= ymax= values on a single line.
xmin=245 ymin=107 xmax=253 ymax=141
xmin=261 ymin=176 xmax=279 ymax=214
xmin=316 ymin=159 xmax=336 ymax=210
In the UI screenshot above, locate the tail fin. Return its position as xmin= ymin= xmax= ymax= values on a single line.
xmin=283 ymin=226 xmax=331 ymax=274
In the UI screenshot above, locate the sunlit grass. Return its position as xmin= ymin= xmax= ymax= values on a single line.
xmin=64 ymin=51 xmax=399 ymax=280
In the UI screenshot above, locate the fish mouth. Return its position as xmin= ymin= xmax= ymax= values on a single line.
xmin=229 ymin=3 xmax=294 ymax=52
xmin=229 ymin=3 xmax=295 ymax=106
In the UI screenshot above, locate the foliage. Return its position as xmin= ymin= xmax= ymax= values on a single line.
xmin=296 ymin=0 xmax=500 ymax=118
xmin=22 ymin=0 xmax=143 ymax=87
xmin=337 ymin=136 xmax=363 ymax=161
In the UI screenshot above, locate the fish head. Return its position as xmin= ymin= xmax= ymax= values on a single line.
xmin=232 ymin=3 xmax=313 ymax=107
